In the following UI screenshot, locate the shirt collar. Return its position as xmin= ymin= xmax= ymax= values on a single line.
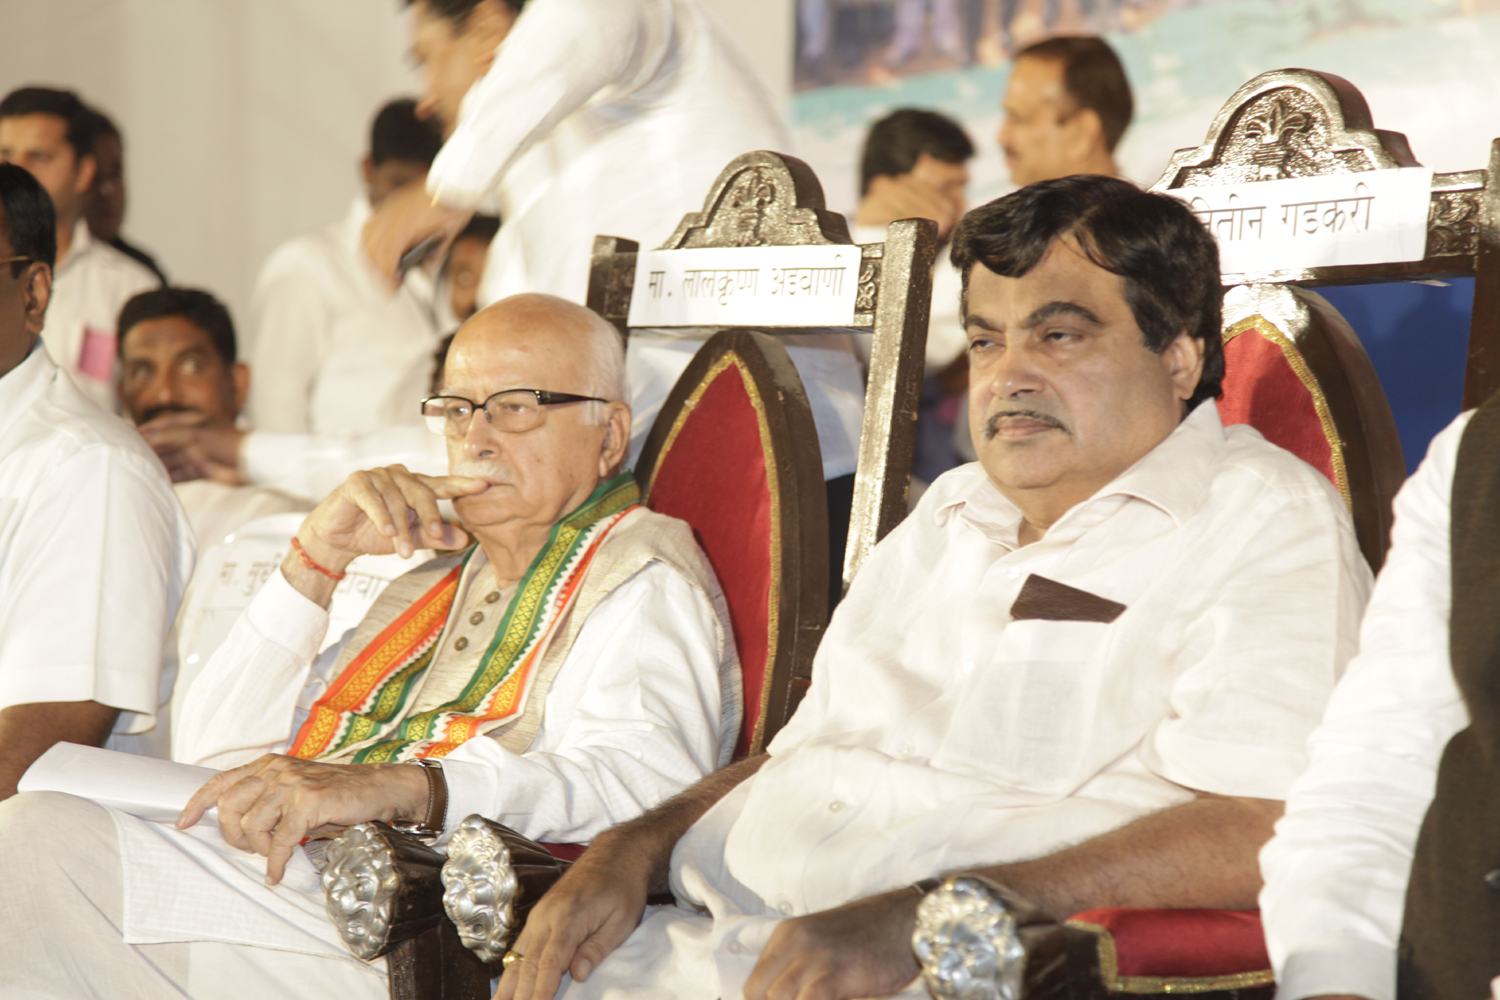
xmin=934 ymin=399 xmax=1226 ymax=543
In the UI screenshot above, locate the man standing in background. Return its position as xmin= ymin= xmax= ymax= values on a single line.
xmin=246 ymin=97 xmax=445 ymax=435
xmin=998 ymin=35 xmax=1133 ymax=187
xmin=84 ymin=109 xmax=167 ymax=284
xmin=0 ymin=87 xmax=159 ymax=411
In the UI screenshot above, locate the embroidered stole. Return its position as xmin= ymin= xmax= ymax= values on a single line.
xmin=288 ymin=473 xmax=642 ymax=763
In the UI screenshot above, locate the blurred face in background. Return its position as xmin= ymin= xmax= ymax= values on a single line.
xmin=410 ymin=0 xmax=517 ymax=137
xmin=0 ymin=114 xmax=95 ymax=227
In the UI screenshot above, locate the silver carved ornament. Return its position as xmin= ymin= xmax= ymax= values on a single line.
xmin=322 ymin=823 xmax=402 ymax=961
xmin=441 ymin=814 xmax=522 ymax=963
xmin=913 ymin=876 xmax=1027 ymax=1000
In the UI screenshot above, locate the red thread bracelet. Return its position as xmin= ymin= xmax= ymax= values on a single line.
xmin=290 ymin=536 xmax=346 ymax=580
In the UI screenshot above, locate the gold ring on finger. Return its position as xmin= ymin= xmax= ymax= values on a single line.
xmin=502 ymin=949 xmax=525 ymax=970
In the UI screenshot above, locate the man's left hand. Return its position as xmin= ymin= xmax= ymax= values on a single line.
xmin=137 ymin=411 xmax=245 ymax=485
xmin=177 ymin=754 xmax=430 ymax=885
xmin=743 ymin=887 xmax=923 ymax=1000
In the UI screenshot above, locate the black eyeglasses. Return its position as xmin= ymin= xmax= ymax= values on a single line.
xmin=421 ymin=388 xmax=609 ymax=436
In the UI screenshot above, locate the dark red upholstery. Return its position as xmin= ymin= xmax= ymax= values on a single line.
xmin=1217 ymin=326 xmax=1339 ymax=489
xmin=645 ymin=362 xmax=775 ymax=762
xmin=1066 ymin=909 xmax=1272 ymax=989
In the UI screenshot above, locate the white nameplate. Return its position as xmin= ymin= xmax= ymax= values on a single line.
xmin=627 ymin=245 xmax=861 ymax=327
xmin=1170 ymin=166 xmax=1433 ymax=273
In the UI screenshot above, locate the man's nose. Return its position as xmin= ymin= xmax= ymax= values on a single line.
xmin=978 ymin=342 xmax=1044 ymax=399
xmin=459 ymin=408 xmax=500 ymax=459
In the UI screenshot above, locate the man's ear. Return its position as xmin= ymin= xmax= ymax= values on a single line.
xmin=468 ymin=0 xmax=518 ymax=57
xmin=73 ymin=153 xmax=97 ymax=198
xmin=1062 ymin=107 xmax=1106 ymax=161
xmin=230 ymin=361 xmax=251 ymax=415
xmin=23 ymin=263 xmax=51 ymax=336
xmin=360 ymin=155 xmax=375 ymax=193
xmin=1164 ymin=330 xmax=1206 ymax=403
xmin=598 ymin=401 xmax=632 ymax=478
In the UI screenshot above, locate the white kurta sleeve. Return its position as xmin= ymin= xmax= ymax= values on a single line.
xmin=172 ymin=569 xmax=343 ymax=768
xmin=1259 ymin=413 xmax=1472 ymax=1000
xmin=0 ymin=445 xmax=190 ymax=730
xmin=427 ymin=0 xmax=670 ymax=209
xmin=439 ymin=560 xmax=729 ymax=844
xmin=245 ymin=244 xmax=338 ymax=434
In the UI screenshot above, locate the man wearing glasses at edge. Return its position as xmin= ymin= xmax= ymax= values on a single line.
xmin=0 ymin=291 xmax=740 ymax=999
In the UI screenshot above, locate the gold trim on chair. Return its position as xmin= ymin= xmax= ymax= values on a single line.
xmin=1222 ymin=314 xmax=1351 ymax=508
xmin=644 ymin=350 xmax=785 ymax=756
xmin=1065 ymin=919 xmax=1276 ymax=994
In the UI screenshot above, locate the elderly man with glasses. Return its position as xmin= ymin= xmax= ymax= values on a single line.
xmin=0 ymin=291 xmax=738 ymax=999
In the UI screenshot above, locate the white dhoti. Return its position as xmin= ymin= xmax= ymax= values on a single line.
xmin=0 ymin=792 xmax=387 ymax=1000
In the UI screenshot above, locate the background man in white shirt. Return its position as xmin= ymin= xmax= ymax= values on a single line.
xmin=496 ymin=174 xmax=1370 ymax=1000
xmin=999 ymin=36 xmax=1133 ymax=187
xmin=246 ymin=97 xmax=445 ymax=435
xmin=118 ymin=286 xmax=310 ymax=554
xmin=0 ymin=292 xmax=737 ymax=999
xmin=0 ymin=87 xmax=160 ymax=411
xmin=0 ymin=163 xmax=192 ymax=794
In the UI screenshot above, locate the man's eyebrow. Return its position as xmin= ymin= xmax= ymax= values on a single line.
xmin=963 ymin=313 xmax=1002 ymax=332
xmin=1019 ymin=300 xmax=1103 ymax=329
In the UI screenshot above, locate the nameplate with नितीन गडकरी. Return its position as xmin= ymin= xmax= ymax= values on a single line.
xmin=627 ymin=245 xmax=861 ymax=327
xmin=1169 ymin=166 xmax=1434 ymax=274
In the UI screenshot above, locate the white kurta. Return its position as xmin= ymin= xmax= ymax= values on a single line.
xmin=570 ymin=400 xmax=1372 ymax=1000
xmin=428 ymin=0 xmax=866 ymax=478
xmin=246 ymin=196 xmax=444 ymax=435
xmin=42 ymin=217 xmax=161 ymax=412
xmin=173 ymin=479 xmax=313 ymax=556
xmin=0 ymin=345 xmax=194 ymax=744
xmin=104 ymin=539 xmax=731 ymax=970
xmin=1259 ymin=411 xmax=1473 ymax=1000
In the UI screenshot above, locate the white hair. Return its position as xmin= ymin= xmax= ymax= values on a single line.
xmin=573 ymin=305 xmax=628 ymax=425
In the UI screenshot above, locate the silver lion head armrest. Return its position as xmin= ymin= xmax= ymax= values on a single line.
xmin=441 ymin=814 xmax=573 ymax=963
xmin=322 ymin=821 xmax=448 ymax=961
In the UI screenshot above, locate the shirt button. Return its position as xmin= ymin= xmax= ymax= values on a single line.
xmin=1485 ymin=869 xmax=1500 ymax=891
xmin=828 ymin=800 xmax=845 ymax=812
xmin=454 ymin=636 xmax=469 ymax=651
xmin=900 ymin=744 xmax=915 ymax=758
xmin=469 ymin=611 xmax=484 ymax=626
xmin=485 ymin=591 xmax=501 ymax=604
xmin=777 ymin=901 xmax=793 ymax=915
xmin=727 ymin=941 xmax=743 ymax=955
xmin=1006 ymin=565 xmax=1021 ymax=580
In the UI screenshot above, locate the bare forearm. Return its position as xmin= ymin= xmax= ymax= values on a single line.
xmin=0 ymin=700 xmax=121 ymax=799
xmin=599 ymin=752 xmax=768 ymax=894
xmin=970 ymin=794 xmax=1284 ymax=920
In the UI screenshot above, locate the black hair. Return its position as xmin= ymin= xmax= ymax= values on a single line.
xmin=117 ymin=286 xmax=238 ymax=365
xmin=859 ymin=108 xmax=975 ymax=196
xmin=457 ymin=213 xmax=500 ymax=243
xmin=950 ymin=174 xmax=1224 ymax=407
xmin=0 ymin=163 xmax=57 ymax=276
xmin=403 ymin=0 xmax=527 ymax=25
xmin=371 ymin=98 xmax=444 ymax=167
xmin=0 ymin=87 xmax=100 ymax=161
xmin=1015 ymin=36 xmax=1133 ymax=152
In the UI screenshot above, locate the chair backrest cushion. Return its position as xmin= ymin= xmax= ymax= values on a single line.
xmin=1066 ymin=908 xmax=1273 ymax=992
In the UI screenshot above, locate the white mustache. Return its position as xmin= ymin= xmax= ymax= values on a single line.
xmin=450 ymin=460 xmax=511 ymax=485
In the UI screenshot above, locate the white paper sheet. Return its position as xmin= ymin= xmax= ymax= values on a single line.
xmin=627 ymin=245 xmax=861 ymax=327
xmin=18 ymin=742 xmax=221 ymax=827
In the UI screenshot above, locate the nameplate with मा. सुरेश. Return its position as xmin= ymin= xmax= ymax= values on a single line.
xmin=1168 ymin=166 xmax=1434 ymax=274
xmin=627 ymin=246 xmax=861 ymax=327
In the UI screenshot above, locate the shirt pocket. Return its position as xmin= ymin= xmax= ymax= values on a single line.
xmin=936 ymin=619 xmax=1115 ymax=796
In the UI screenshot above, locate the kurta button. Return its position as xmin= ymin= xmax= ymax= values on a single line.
xmin=1485 ymin=868 xmax=1500 ymax=891
xmin=777 ymin=901 xmax=793 ymax=915
xmin=727 ymin=941 xmax=743 ymax=955
xmin=485 ymin=591 xmax=501 ymax=604
xmin=829 ymin=800 xmax=845 ymax=812
xmin=470 ymin=612 xmax=484 ymax=625
xmin=1006 ymin=566 xmax=1021 ymax=580
xmin=454 ymin=637 xmax=469 ymax=651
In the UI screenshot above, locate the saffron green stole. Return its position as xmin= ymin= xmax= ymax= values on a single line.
xmin=288 ymin=473 xmax=641 ymax=763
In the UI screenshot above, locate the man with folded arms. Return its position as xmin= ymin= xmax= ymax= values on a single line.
xmin=498 ymin=175 xmax=1371 ymax=1000
xmin=0 ymin=292 xmax=738 ymax=998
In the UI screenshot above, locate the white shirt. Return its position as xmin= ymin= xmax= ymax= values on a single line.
xmin=0 ymin=345 xmax=193 ymax=743
xmin=568 ymin=400 xmax=1372 ymax=1000
xmin=1259 ymin=411 xmax=1474 ymax=1000
xmin=428 ymin=0 xmax=867 ymax=479
xmin=124 ymin=541 xmax=731 ymax=957
xmin=173 ymin=479 xmax=313 ymax=555
xmin=42 ymin=217 xmax=161 ymax=412
xmin=246 ymin=196 xmax=443 ymax=435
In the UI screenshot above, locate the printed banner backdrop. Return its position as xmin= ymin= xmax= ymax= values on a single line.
xmin=792 ymin=0 xmax=1500 ymax=465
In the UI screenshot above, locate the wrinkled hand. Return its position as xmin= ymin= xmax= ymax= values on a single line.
xmin=743 ymin=887 xmax=923 ymax=1000
xmin=136 ymin=411 xmax=245 ymax=485
xmin=859 ymin=173 xmax=965 ymax=243
xmin=298 ymin=465 xmax=488 ymax=573
xmin=496 ymin=831 xmax=656 ymax=1000
xmin=177 ymin=754 xmax=429 ymax=885
xmin=363 ymin=183 xmax=472 ymax=290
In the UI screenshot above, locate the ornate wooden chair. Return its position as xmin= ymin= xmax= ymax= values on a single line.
xmin=588 ymin=149 xmax=938 ymax=595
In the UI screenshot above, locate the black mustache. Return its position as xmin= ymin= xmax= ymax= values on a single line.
xmin=983 ymin=409 xmax=1068 ymax=440
xmin=140 ymin=403 xmax=203 ymax=425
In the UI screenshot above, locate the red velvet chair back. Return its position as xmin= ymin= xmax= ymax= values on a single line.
xmin=1216 ymin=284 xmax=1405 ymax=569
xmin=636 ymin=330 xmax=829 ymax=758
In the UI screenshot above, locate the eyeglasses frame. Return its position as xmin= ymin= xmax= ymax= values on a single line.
xmin=420 ymin=387 xmax=611 ymax=436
